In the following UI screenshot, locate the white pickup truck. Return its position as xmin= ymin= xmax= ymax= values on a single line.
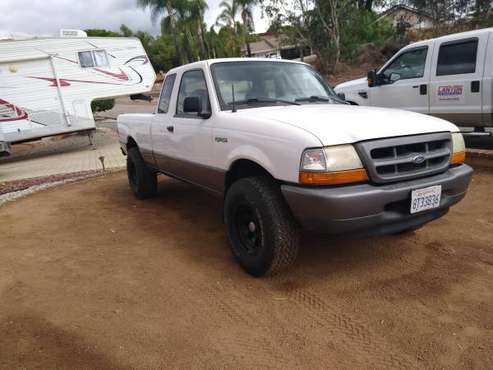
xmin=118 ymin=58 xmax=473 ymax=276
xmin=335 ymin=28 xmax=493 ymax=132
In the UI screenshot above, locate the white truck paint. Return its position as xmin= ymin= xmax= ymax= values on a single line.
xmin=335 ymin=27 xmax=493 ymax=129
xmin=0 ymin=31 xmax=156 ymax=155
xmin=118 ymin=58 xmax=472 ymax=276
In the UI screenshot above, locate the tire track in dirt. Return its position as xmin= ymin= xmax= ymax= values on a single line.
xmin=178 ymin=277 xmax=292 ymax=369
xmin=267 ymin=275 xmax=418 ymax=370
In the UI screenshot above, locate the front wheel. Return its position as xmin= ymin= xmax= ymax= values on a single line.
xmin=224 ymin=176 xmax=300 ymax=277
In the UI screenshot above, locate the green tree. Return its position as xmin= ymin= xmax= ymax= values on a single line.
xmin=137 ymin=0 xmax=183 ymax=65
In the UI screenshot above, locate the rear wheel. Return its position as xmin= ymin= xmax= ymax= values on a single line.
xmin=224 ymin=176 xmax=300 ymax=277
xmin=127 ymin=147 xmax=157 ymax=199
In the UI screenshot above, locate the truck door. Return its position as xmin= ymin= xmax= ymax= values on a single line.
xmin=151 ymin=73 xmax=177 ymax=169
xmin=369 ymin=45 xmax=431 ymax=114
xmin=167 ymin=69 xmax=217 ymax=191
xmin=429 ymin=35 xmax=487 ymax=126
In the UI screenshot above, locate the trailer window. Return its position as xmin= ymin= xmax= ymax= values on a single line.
xmin=78 ymin=50 xmax=109 ymax=68
xmin=158 ymin=74 xmax=176 ymax=114
xmin=436 ymin=39 xmax=478 ymax=76
xmin=93 ymin=50 xmax=109 ymax=67
xmin=78 ymin=51 xmax=94 ymax=68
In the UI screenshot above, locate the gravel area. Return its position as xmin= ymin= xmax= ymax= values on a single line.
xmin=0 ymin=169 xmax=122 ymax=207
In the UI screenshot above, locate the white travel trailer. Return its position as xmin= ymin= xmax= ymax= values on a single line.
xmin=0 ymin=30 xmax=156 ymax=156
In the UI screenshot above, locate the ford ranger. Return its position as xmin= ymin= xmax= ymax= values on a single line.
xmin=118 ymin=58 xmax=473 ymax=277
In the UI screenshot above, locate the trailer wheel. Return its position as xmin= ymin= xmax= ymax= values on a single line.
xmin=127 ymin=147 xmax=157 ymax=199
xmin=224 ymin=176 xmax=300 ymax=277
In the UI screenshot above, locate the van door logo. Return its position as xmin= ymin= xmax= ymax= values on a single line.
xmin=437 ymin=85 xmax=464 ymax=103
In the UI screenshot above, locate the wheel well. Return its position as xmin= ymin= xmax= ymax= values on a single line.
xmin=225 ymin=160 xmax=273 ymax=192
xmin=127 ymin=137 xmax=138 ymax=150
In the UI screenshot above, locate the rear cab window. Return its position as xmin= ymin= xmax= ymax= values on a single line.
xmin=158 ymin=74 xmax=176 ymax=114
xmin=436 ymin=38 xmax=478 ymax=76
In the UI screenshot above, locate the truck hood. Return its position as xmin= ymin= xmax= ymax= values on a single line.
xmin=238 ymin=105 xmax=458 ymax=146
xmin=334 ymin=77 xmax=368 ymax=92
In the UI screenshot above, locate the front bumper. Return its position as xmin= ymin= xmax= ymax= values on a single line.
xmin=281 ymin=164 xmax=473 ymax=236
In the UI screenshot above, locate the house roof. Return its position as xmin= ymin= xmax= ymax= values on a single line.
xmin=241 ymin=33 xmax=291 ymax=54
xmin=377 ymin=5 xmax=433 ymax=21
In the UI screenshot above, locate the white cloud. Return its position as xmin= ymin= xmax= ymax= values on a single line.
xmin=0 ymin=0 xmax=269 ymax=36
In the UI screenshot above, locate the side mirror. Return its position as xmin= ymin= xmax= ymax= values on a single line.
xmin=183 ymin=96 xmax=211 ymax=119
xmin=389 ymin=72 xmax=401 ymax=83
xmin=367 ymin=70 xmax=377 ymax=88
xmin=184 ymin=96 xmax=201 ymax=113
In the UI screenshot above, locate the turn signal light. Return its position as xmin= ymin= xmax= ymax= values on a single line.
xmin=450 ymin=151 xmax=466 ymax=165
xmin=299 ymin=169 xmax=369 ymax=186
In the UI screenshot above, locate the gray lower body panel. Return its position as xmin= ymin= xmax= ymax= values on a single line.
xmin=281 ymin=164 xmax=473 ymax=236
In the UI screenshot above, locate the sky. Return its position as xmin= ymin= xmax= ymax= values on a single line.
xmin=0 ymin=0 xmax=269 ymax=37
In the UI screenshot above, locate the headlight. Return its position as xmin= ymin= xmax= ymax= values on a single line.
xmin=450 ymin=132 xmax=466 ymax=165
xmin=299 ymin=145 xmax=369 ymax=185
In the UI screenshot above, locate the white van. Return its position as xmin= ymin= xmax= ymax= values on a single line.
xmin=335 ymin=28 xmax=493 ymax=131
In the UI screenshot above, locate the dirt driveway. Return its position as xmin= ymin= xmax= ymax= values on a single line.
xmin=1 ymin=170 xmax=492 ymax=369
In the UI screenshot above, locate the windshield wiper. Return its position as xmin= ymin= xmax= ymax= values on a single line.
xmin=295 ymin=95 xmax=331 ymax=103
xmin=237 ymin=97 xmax=301 ymax=106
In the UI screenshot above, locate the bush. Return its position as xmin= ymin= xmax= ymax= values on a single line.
xmin=91 ymin=99 xmax=115 ymax=113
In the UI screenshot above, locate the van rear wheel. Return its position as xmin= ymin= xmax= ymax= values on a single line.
xmin=127 ymin=147 xmax=157 ymax=199
xmin=224 ymin=176 xmax=300 ymax=277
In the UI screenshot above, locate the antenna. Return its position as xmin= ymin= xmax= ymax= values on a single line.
xmin=231 ymin=83 xmax=237 ymax=113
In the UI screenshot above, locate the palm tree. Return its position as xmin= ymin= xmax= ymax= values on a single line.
xmin=237 ymin=0 xmax=256 ymax=57
xmin=188 ymin=0 xmax=209 ymax=59
xmin=216 ymin=0 xmax=240 ymax=34
xmin=216 ymin=0 xmax=257 ymax=57
xmin=137 ymin=0 xmax=182 ymax=65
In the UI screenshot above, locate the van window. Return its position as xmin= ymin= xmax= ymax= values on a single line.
xmin=158 ymin=74 xmax=176 ymax=114
xmin=381 ymin=47 xmax=428 ymax=82
xmin=436 ymin=39 xmax=478 ymax=76
xmin=78 ymin=50 xmax=109 ymax=68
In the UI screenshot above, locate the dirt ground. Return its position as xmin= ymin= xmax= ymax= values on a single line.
xmin=1 ymin=169 xmax=492 ymax=369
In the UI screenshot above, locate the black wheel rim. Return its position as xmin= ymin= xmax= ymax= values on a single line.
xmin=234 ymin=204 xmax=261 ymax=256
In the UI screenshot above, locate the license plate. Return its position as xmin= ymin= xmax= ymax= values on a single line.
xmin=410 ymin=185 xmax=442 ymax=214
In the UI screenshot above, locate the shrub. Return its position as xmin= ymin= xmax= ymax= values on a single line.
xmin=91 ymin=99 xmax=115 ymax=113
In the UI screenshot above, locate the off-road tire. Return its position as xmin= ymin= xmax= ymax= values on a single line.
xmin=127 ymin=147 xmax=157 ymax=199
xmin=224 ymin=176 xmax=300 ymax=277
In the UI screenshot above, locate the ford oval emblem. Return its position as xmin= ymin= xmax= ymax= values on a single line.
xmin=412 ymin=154 xmax=426 ymax=164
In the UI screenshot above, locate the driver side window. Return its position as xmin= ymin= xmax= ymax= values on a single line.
xmin=382 ymin=47 xmax=428 ymax=83
xmin=176 ymin=69 xmax=211 ymax=116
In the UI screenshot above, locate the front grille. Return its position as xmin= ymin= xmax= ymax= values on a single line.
xmin=355 ymin=133 xmax=452 ymax=184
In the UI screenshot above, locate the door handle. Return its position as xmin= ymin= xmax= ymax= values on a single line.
xmin=419 ymin=84 xmax=427 ymax=95
xmin=471 ymin=80 xmax=480 ymax=93
xmin=166 ymin=125 xmax=174 ymax=133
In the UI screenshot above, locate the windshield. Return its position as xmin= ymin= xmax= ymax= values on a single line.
xmin=210 ymin=61 xmax=341 ymax=110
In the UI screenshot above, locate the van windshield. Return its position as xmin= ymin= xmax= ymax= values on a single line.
xmin=210 ymin=61 xmax=342 ymax=110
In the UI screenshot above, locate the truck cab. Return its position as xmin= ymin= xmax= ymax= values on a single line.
xmin=335 ymin=27 xmax=493 ymax=129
